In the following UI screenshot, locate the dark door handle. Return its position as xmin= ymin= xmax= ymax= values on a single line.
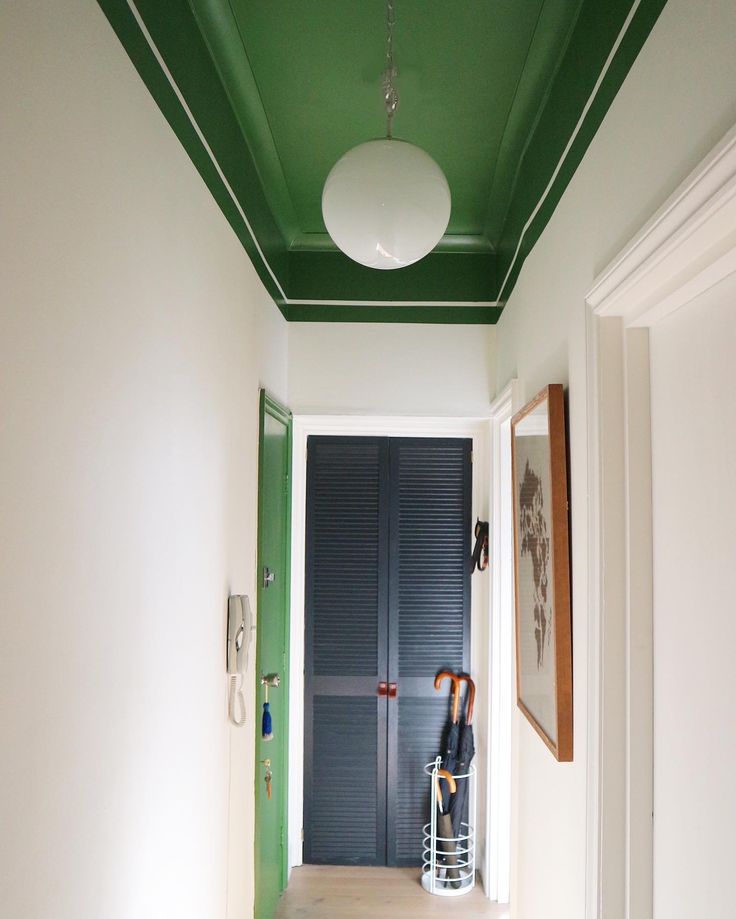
xmin=388 ymin=682 xmax=398 ymax=698
xmin=377 ymin=682 xmax=388 ymax=697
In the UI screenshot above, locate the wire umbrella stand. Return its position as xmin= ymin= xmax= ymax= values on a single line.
xmin=421 ymin=756 xmax=477 ymax=896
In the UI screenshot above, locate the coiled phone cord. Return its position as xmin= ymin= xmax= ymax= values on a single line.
xmin=228 ymin=673 xmax=246 ymax=727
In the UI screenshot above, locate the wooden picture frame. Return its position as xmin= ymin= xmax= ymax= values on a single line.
xmin=511 ymin=384 xmax=572 ymax=761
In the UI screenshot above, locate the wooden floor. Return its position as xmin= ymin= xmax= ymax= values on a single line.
xmin=275 ymin=866 xmax=511 ymax=918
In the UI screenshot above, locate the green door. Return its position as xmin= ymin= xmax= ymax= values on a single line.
xmin=255 ymin=391 xmax=292 ymax=919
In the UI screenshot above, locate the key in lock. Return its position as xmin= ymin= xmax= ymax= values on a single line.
xmin=260 ymin=758 xmax=273 ymax=800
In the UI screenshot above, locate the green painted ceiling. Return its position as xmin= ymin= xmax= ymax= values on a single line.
xmin=214 ymin=0 xmax=580 ymax=244
xmin=98 ymin=0 xmax=667 ymax=322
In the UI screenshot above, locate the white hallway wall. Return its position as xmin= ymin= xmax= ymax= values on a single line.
xmin=495 ymin=0 xmax=736 ymax=917
xmin=288 ymin=322 xmax=495 ymax=417
xmin=0 ymin=2 xmax=287 ymax=918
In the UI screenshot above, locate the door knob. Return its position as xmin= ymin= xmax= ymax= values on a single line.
xmin=263 ymin=567 xmax=275 ymax=588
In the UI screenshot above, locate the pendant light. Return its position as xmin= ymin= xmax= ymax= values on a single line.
xmin=321 ymin=0 xmax=451 ymax=270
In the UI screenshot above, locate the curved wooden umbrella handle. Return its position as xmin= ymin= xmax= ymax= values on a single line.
xmin=458 ymin=675 xmax=476 ymax=724
xmin=435 ymin=769 xmax=457 ymax=806
xmin=434 ymin=670 xmax=461 ymax=723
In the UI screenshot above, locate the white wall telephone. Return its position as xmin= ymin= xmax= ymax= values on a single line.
xmin=227 ymin=594 xmax=253 ymax=727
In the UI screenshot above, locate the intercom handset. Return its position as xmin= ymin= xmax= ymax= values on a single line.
xmin=227 ymin=595 xmax=253 ymax=727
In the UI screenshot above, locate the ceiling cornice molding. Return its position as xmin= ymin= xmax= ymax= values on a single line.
xmin=284 ymin=299 xmax=501 ymax=307
xmin=188 ymin=0 xmax=300 ymax=245
xmin=586 ymin=122 xmax=736 ymax=326
xmin=495 ymin=0 xmax=668 ymax=304
xmin=97 ymin=0 xmax=669 ymax=323
xmin=497 ymin=0 xmax=647 ymax=301
xmin=288 ymin=233 xmax=495 ymax=255
xmin=283 ymin=302 xmax=503 ymax=325
xmin=106 ymin=0 xmax=289 ymax=306
xmin=483 ymin=0 xmax=584 ymax=244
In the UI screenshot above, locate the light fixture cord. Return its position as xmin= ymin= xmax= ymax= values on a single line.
xmin=383 ymin=0 xmax=399 ymax=139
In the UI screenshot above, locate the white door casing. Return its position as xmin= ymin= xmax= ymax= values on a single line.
xmin=287 ymin=415 xmax=492 ymax=879
xmin=585 ymin=122 xmax=736 ymax=918
xmin=485 ymin=381 xmax=524 ymax=903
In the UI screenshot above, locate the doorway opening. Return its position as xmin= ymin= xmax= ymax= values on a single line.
xmin=303 ymin=435 xmax=472 ymax=866
xmin=286 ymin=414 xmax=512 ymax=901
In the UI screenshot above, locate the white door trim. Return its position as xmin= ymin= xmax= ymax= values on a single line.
xmin=287 ymin=414 xmax=491 ymax=874
xmin=484 ymin=381 xmax=524 ymax=903
xmin=587 ymin=123 xmax=736 ymax=323
xmin=585 ymin=121 xmax=736 ymax=919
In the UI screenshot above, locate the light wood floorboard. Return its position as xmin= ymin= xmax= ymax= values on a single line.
xmin=275 ymin=866 xmax=510 ymax=918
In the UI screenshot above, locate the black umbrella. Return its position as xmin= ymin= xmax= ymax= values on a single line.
xmin=433 ymin=672 xmax=463 ymax=887
xmin=450 ymin=677 xmax=476 ymax=840
xmin=434 ymin=768 xmax=459 ymax=883
xmin=434 ymin=671 xmax=461 ymax=798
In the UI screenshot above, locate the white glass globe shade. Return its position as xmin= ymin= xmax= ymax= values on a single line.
xmin=321 ymin=139 xmax=451 ymax=270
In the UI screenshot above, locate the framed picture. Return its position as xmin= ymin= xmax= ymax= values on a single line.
xmin=511 ymin=384 xmax=572 ymax=761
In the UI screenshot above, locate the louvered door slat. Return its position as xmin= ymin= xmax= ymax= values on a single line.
xmin=304 ymin=437 xmax=388 ymax=865
xmin=310 ymin=440 xmax=383 ymax=678
xmin=305 ymin=435 xmax=470 ymax=868
xmin=387 ymin=438 xmax=471 ymax=866
xmin=394 ymin=697 xmax=453 ymax=862
xmin=308 ymin=696 xmax=379 ymax=863
xmin=393 ymin=439 xmax=470 ymax=677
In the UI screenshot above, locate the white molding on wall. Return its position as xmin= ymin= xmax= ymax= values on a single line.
xmin=584 ymin=121 xmax=736 ymax=919
xmin=485 ymin=380 xmax=523 ymax=904
xmin=584 ymin=304 xmax=604 ymax=919
xmin=622 ymin=329 xmax=654 ymax=919
xmin=287 ymin=414 xmax=491 ymax=875
xmin=588 ymin=122 xmax=736 ymax=326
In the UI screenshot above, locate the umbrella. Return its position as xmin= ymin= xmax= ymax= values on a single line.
xmin=433 ymin=671 xmax=463 ymax=887
xmin=450 ymin=676 xmax=476 ymax=840
xmin=434 ymin=769 xmax=459 ymax=883
xmin=434 ymin=672 xmax=460 ymax=807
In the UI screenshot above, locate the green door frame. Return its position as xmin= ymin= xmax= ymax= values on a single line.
xmin=255 ymin=390 xmax=292 ymax=916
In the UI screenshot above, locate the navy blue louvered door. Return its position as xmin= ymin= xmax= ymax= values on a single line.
xmin=304 ymin=436 xmax=471 ymax=867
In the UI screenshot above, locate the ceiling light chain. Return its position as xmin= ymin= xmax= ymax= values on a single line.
xmin=321 ymin=0 xmax=450 ymax=269
xmin=383 ymin=0 xmax=399 ymax=139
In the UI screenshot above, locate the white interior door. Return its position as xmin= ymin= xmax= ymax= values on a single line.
xmin=649 ymin=271 xmax=736 ymax=917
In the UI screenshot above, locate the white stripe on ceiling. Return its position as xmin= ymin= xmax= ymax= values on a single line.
xmin=126 ymin=0 xmax=289 ymax=302
xmin=286 ymin=300 xmax=501 ymax=308
xmin=127 ymin=0 xmax=643 ymax=311
xmin=496 ymin=0 xmax=644 ymax=303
